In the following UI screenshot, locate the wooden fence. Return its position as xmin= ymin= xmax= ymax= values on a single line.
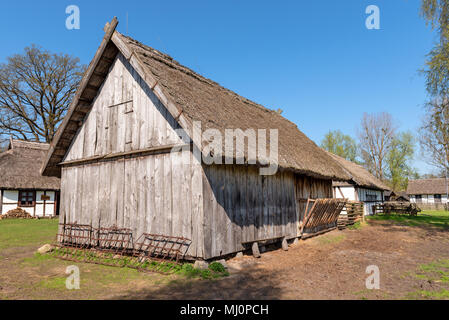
xmin=373 ymin=202 xmax=420 ymax=216
xmin=300 ymin=199 xmax=346 ymax=239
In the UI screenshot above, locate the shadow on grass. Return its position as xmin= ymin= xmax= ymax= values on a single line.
xmin=114 ymin=264 xmax=284 ymax=300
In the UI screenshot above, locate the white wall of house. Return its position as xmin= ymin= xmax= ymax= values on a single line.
xmin=35 ymin=191 xmax=56 ymax=217
xmin=2 ymin=190 xmax=19 ymax=214
xmin=410 ymin=194 xmax=448 ymax=204
xmin=1 ymin=189 xmax=57 ymax=217
xmin=334 ymin=186 xmax=357 ymax=201
xmin=334 ymin=185 xmax=384 ymax=216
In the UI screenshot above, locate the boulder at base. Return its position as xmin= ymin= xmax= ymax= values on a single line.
xmin=37 ymin=244 xmax=54 ymax=254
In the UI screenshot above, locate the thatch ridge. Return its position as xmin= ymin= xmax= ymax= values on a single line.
xmin=407 ymin=178 xmax=448 ymax=195
xmin=117 ymin=32 xmax=349 ymax=181
xmin=41 ymin=20 xmax=350 ymax=181
xmin=327 ymin=152 xmax=390 ymax=191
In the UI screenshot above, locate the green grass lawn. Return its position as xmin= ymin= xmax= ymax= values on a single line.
xmin=0 ymin=218 xmax=229 ymax=299
xmin=406 ymin=258 xmax=449 ymax=299
xmin=0 ymin=218 xmax=59 ymax=250
xmin=367 ymin=210 xmax=449 ymax=229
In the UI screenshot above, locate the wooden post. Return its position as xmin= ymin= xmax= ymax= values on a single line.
xmin=282 ymin=237 xmax=289 ymax=251
xmin=252 ymin=242 xmax=261 ymax=258
xmin=43 ymin=191 xmax=46 ymax=217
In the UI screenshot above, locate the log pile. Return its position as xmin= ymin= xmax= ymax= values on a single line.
xmin=0 ymin=208 xmax=33 ymax=220
xmin=338 ymin=202 xmax=364 ymax=229
xmin=373 ymin=202 xmax=420 ymax=216
xmin=337 ymin=215 xmax=348 ymax=230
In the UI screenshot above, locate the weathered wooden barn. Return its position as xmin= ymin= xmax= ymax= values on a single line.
xmin=328 ymin=152 xmax=390 ymax=215
xmin=0 ymin=138 xmax=60 ymax=217
xmin=42 ymin=19 xmax=350 ymax=259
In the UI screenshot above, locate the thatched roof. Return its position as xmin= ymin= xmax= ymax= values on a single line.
xmin=0 ymin=139 xmax=60 ymax=190
xmin=42 ymin=18 xmax=350 ymax=181
xmin=327 ymin=152 xmax=390 ymax=191
xmin=407 ymin=178 xmax=448 ymax=195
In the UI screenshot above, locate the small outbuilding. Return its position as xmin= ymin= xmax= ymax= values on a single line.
xmin=41 ymin=19 xmax=350 ymax=260
xmin=328 ymin=152 xmax=390 ymax=215
xmin=0 ymin=138 xmax=60 ymax=217
xmin=407 ymin=178 xmax=448 ymax=209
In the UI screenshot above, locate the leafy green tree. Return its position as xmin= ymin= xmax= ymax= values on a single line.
xmin=419 ymin=1 xmax=449 ymax=173
xmin=386 ymin=132 xmax=416 ymax=191
xmin=320 ymin=130 xmax=358 ymax=162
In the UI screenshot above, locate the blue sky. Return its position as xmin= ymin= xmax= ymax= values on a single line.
xmin=0 ymin=0 xmax=437 ymax=174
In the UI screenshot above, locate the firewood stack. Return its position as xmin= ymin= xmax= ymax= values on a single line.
xmin=0 ymin=208 xmax=33 ymax=220
xmin=374 ymin=202 xmax=421 ymax=216
xmin=337 ymin=202 xmax=364 ymax=229
xmin=337 ymin=215 xmax=348 ymax=230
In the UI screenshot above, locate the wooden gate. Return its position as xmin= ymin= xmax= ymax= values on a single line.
xmin=300 ymin=199 xmax=346 ymax=239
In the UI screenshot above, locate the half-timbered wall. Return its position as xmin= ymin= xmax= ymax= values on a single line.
xmin=333 ymin=185 xmax=384 ymax=216
xmin=1 ymin=189 xmax=57 ymax=217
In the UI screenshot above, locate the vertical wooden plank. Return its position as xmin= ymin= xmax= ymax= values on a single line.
xmin=171 ymin=150 xmax=183 ymax=238
xmin=163 ymin=153 xmax=172 ymax=236
xmin=181 ymin=149 xmax=193 ymax=243
xmin=225 ymin=166 xmax=234 ymax=255
xmin=145 ymin=155 xmax=155 ymax=234
xmin=90 ymin=164 xmax=100 ymax=229
xmin=255 ymin=169 xmax=263 ymax=240
xmin=153 ymin=154 xmax=164 ymax=234
xmin=248 ymin=168 xmax=256 ymax=242
xmin=136 ymin=156 xmax=147 ymax=241
xmin=202 ymin=165 xmax=213 ymax=259
xmin=233 ymin=166 xmax=243 ymax=252
xmin=98 ymin=161 xmax=111 ymax=228
xmin=123 ymin=158 xmax=137 ymax=236
xmin=191 ymin=154 xmax=204 ymax=258
xmin=138 ymin=73 xmax=148 ymax=150
xmin=259 ymin=176 xmax=270 ymax=238
xmin=117 ymin=159 xmax=126 ymax=228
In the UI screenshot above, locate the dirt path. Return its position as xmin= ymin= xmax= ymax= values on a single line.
xmin=116 ymin=220 xmax=449 ymax=300
xmin=1 ymin=219 xmax=449 ymax=299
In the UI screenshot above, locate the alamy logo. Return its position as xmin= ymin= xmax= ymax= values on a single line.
xmin=172 ymin=121 xmax=279 ymax=176
xmin=365 ymin=265 xmax=380 ymax=289
xmin=65 ymin=265 xmax=80 ymax=290
xmin=365 ymin=5 xmax=380 ymax=30
xmin=66 ymin=5 xmax=80 ymax=30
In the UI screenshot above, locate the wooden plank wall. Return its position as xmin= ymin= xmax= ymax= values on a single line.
xmin=60 ymin=150 xmax=204 ymax=258
xmin=201 ymin=165 xmax=332 ymax=259
xmin=59 ymin=51 xmax=204 ymax=258
xmin=64 ymin=52 xmax=181 ymax=162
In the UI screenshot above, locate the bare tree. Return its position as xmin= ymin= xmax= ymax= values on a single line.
xmin=358 ymin=112 xmax=396 ymax=180
xmin=0 ymin=45 xmax=85 ymax=143
xmin=419 ymin=99 xmax=449 ymax=172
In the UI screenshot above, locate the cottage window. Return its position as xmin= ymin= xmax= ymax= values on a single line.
xmin=434 ymin=194 xmax=442 ymax=203
xmin=19 ymin=190 xmax=35 ymax=207
xmin=366 ymin=194 xmax=377 ymax=201
xmin=415 ymin=195 xmax=422 ymax=203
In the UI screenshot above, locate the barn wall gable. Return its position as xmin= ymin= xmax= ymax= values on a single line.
xmin=64 ymin=53 xmax=184 ymax=162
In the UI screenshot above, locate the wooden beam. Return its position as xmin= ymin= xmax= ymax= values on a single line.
xmin=59 ymin=143 xmax=191 ymax=166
